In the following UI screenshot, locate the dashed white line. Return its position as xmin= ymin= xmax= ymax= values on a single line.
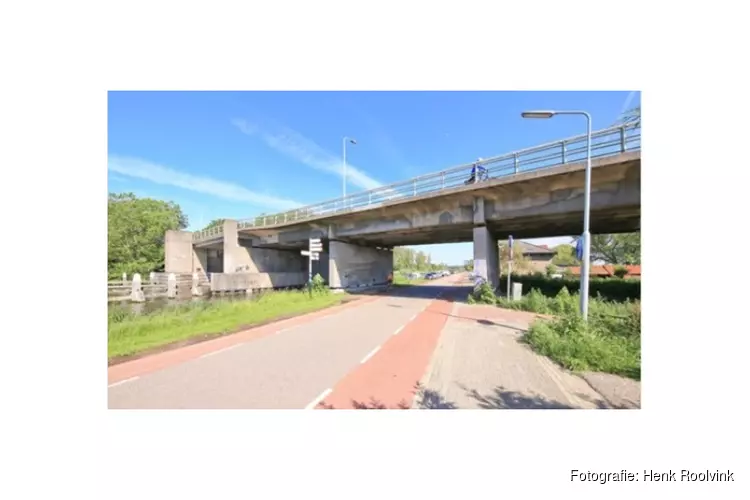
xmin=393 ymin=325 xmax=405 ymax=336
xmin=305 ymin=388 xmax=332 ymax=409
xmin=360 ymin=345 xmax=381 ymax=364
xmin=198 ymin=343 xmax=243 ymax=359
xmin=108 ymin=376 xmax=139 ymax=388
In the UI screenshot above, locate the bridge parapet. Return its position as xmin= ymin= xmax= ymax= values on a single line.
xmin=191 ymin=123 xmax=640 ymax=244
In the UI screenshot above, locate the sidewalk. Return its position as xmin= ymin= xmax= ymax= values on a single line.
xmin=414 ymin=303 xmax=626 ymax=409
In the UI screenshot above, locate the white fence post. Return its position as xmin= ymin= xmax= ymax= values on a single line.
xmin=167 ymin=273 xmax=177 ymax=299
xmin=130 ymin=273 xmax=145 ymax=302
xmin=122 ymin=273 xmax=127 ymax=286
xmin=191 ymin=272 xmax=202 ymax=296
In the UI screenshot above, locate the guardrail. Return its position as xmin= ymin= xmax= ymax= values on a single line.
xmin=192 ymin=123 xmax=640 ymax=242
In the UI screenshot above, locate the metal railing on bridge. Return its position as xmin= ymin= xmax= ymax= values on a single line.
xmin=192 ymin=123 xmax=641 ymax=243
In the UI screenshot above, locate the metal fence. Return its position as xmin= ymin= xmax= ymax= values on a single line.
xmin=193 ymin=122 xmax=640 ymax=243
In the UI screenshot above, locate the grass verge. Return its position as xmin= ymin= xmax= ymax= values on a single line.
xmin=108 ymin=290 xmax=346 ymax=359
xmin=472 ymin=284 xmax=641 ymax=380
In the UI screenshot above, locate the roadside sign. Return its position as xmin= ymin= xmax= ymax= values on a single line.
xmin=309 ymin=237 xmax=323 ymax=252
xmin=301 ymin=250 xmax=320 ymax=260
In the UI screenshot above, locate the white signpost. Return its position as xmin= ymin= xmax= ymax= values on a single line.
xmin=302 ymin=238 xmax=323 ymax=294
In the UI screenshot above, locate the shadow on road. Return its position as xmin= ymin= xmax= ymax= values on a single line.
xmin=458 ymin=384 xmax=575 ymax=409
xmin=317 ymin=381 xmax=603 ymax=410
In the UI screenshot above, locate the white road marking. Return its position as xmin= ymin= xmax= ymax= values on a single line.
xmin=305 ymin=388 xmax=332 ymax=409
xmin=198 ymin=343 xmax=243 ymax=359
xmin=393 ymin=325 xmax=405 ymax=336
xmin=360 ymin=345 xmax=381 ymax=364
xmin=108 ymin=376 xmax=139 ymax=388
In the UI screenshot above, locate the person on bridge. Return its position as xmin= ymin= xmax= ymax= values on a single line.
xmin=466 ymin=158 xmax=487 ymax=184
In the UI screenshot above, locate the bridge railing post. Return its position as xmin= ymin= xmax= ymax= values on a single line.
xmin=413 ymin=179 xmax=417 ymax=196
xmin=513 ymin=153 xmax=519 ymax=173
xmin=620 ymin=126 xmax=627 ymax=152
xmin=561 ymin=141 xmax=567 ymax=163
xmin=441 ymin=171 xmax=445 ymax=189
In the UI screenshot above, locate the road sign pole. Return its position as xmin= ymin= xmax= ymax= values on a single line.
xmin=507 ymin=235 xmax=513 ymax=299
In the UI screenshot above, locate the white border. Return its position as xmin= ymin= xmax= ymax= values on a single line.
xmin=2 ymin=0 xmax=747 ymax=498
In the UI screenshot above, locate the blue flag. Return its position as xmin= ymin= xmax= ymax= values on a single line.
xmin=576 ymin=236 xmax=584 ymax=261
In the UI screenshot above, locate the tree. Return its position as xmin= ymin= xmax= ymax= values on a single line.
xmin=202 ymin=218 xmax=225 ymax=230
xmin=498 ymin=241 xmax=533 ymax=274
xmin=464 ymin=260 xmax=474 ymax=272
xmin=551 ymin=244 xmax=580 ymax=267
xmin=108 ymin=192 xmax=188 ymax=279
xmin=590 ymin=233 xmax=641 ymax=265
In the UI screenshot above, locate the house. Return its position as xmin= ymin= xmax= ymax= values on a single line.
xmin=568 ymin=264 xmax=641 ymax=279
xmin=503 ymin=241 xmax=557 ymax=274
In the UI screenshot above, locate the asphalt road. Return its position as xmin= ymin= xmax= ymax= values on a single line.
xmin=108 ymin=279 xmax=462 ymax=409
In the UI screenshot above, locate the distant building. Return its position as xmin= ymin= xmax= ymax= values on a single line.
xmin=568 ymin=264 xmax=641 ymax=279
xmin=511 ymin=242 xmax=557 ymax=274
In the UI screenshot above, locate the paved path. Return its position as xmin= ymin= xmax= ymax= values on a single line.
xmin=108 ymin=276 xmax=462 ymax=409
xmin=109 ymin=273 xmax=623 ymax=410
xmin=413 ymin=302 xmax=610 ymax=409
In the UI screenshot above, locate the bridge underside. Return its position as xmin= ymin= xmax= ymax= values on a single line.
xmin=326 ymin=206 xmax=639 ymax=248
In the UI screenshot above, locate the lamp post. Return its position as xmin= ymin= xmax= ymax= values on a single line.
xmin=342 ymin=136 xmax=357 ymax=199
xmin=521 ymin=109 xmax=592 ymax=320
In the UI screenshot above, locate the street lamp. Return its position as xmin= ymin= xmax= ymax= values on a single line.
xmin=342 ymin=136 xmax=357 ymax=199
xmin=522 ymin=109 xmax=593 ymax=320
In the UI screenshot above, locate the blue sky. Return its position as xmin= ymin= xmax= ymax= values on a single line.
xmin=108 ymin=90 xmax=640 ymax=265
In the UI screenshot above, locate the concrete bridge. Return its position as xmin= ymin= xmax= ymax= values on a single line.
xmin=165 ymin=123 xmax=641 ymax=290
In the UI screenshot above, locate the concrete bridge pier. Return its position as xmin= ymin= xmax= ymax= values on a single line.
xmin=472 ymin=226 xmax=499 ymax=290
xmin=328 ymin=240 xmax=393 ymax=290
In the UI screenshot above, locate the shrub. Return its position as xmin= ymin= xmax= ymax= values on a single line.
xmin=545 ymin=263 xmax=557 ymax=277
xmin=499 ymin=273 xmax=639 ymax=302
xmin=524 ymin=313 xmax=641 ymax=380
xmin=613 ymin=266 xmax=628 ymax=279
xmin=468 ymin=281 xmax=497 ymax=305
xmin=309 ymin=273 xmax=328 ymax=295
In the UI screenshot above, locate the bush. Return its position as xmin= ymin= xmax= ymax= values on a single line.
xmin=613 ymin=266 xmax=628 ymax=279
xmin=499 ymin=273 xmax=639 ymax=302
xmin=309 ymin=273 xmax=328 ymax=295
xmin=468 ymin=281 xmax=497 ymax=305
xmin=497 ymin=286 xmax=641 ymax=379
xmin=524 ymin=313 xmax=641 ymax=380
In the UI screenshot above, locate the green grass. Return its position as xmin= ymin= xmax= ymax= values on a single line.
xmin=524 ymin=313 xmax=641 ymax=380
xmin=108 ymin=290 xmax=346 ymax=359
xmin=474 ymin=285 xmax=641 ymax=380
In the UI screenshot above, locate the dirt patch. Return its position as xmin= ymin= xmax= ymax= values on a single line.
xmin=108 ymin=296 xmax=361 ymax=366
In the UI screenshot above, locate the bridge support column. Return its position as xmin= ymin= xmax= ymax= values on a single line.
xmin=328 ymin=240 xmax=392 ymax=290
xmin=473 ymin=226 xmax=499 ymax=290
xmin=165 ymin=230 xmax=207 ymax=275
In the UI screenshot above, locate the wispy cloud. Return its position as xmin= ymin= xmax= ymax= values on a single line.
xmin=108 ymin=155 xmax=302 ymax=211
xmin=231 ymin=118 xmax=384 ymax=191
